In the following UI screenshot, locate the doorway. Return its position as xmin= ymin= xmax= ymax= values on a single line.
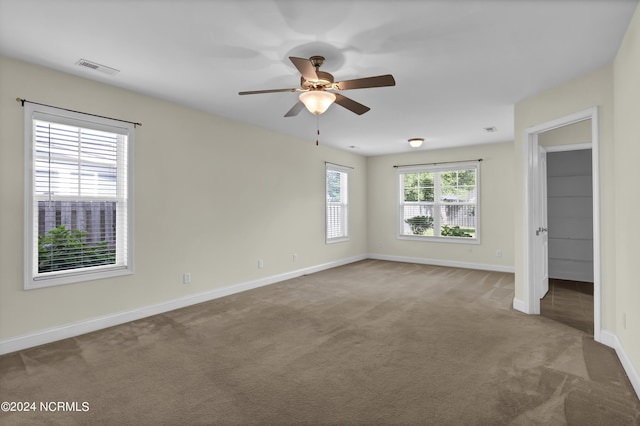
xmin=520 ymin=107 xmax=602 ymax=343
xmin=540 ymin=147 xmax=594 ymax=335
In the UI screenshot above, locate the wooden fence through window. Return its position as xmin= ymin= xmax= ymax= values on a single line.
xmin=38 ymin=201 xmax=116 ymax=248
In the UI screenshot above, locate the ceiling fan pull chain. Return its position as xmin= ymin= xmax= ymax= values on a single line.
xmin=316 ymin=116 xmax=320 ymax=146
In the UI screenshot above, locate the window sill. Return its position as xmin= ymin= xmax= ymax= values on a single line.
xmin=397 ymin=235 xmax=480 ymax=245
xmin=326 ymin=237 xmax=350 ymax=244
xmin=25 ymin=266 xmax=133 ymax=290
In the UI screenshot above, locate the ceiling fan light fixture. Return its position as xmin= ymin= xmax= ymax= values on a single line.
xmin=299 ymin=90 xmax=336 ymax=115
xmin=408 ymin=138 xmax=424 ymax=148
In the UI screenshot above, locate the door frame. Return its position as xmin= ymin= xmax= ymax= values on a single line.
xmin=521 ymin=106 xmax=602 ymax=342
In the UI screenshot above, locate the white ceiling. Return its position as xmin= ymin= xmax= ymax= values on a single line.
xmin=0 ymin=0 xmax=637 ymax=156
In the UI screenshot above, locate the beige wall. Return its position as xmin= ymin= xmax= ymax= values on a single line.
xmin=366 ymin=142 xmax=514 ymax=270
xmin=0 ymin=56 xmax=367 ymax=340
xmin=513 ymin=65 xmax=615 ymax=330
xmin=538 ymin=119 xmax=591 ymax=148
xmin=614 ymin=1 xmax=640 ymax=381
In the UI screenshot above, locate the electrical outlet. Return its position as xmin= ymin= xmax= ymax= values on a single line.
xmin=258 ymin=259 xmax=264 ymax=269
xmin=292 ymin=254 xmax=298 ymax=262
xmin=496 ymin=249 xmax=502 ymax=258
xmin=183 ymin=272 xmax=191 ymax=284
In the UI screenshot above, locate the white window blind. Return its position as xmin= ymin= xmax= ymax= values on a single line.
xmin=398 ymin=161 xmax=480 ymax=243
xmin=326 ymin=163 xmax=349 ymax=243
xmin=24 ymin=104 xmax=134 ymax=288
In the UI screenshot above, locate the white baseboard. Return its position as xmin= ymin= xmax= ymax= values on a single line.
xmin=548 ymin=271 xmax=594 ymax=283
xmin=0 ymin=255 xmax=367 ymax=355
xmin=368 ymin=253 xmax=515 ymax=273
xmin=512 ymin=297 xmax=527 ymax=313
xmin=600 ymin=330 xmax=640 ymax=400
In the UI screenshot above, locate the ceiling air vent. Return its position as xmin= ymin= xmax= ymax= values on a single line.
xmin=75 ymin=59 xmax=120 ymax=76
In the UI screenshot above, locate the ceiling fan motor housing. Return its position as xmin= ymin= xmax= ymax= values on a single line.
xmin=298 ymin=57 xmax=332 ymax=89
xmin=301 ymin=71 xmax=334 ymax=89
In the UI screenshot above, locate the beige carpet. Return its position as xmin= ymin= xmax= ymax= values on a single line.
xmin=1 ymin=260 xmax=639 ymax=425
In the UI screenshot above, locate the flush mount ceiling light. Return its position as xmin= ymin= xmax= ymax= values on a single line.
xmin=299 ymin=90 xmax=336 ymax=115
xmin=408 ymin=138 xmax=424 ymax=148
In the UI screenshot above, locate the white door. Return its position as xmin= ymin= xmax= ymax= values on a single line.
xmin=535 ymin=145 xmax=549 ymax=299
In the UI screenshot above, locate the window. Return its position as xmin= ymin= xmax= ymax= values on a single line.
xmin=326 ymin=163 xmax=349 ymax=243
xmin=398 ymin=161 xmax=479 ymax=242
xmin=24 ymin=103 xmax=134 ymax=289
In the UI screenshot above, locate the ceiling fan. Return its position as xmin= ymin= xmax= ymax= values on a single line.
xmin=238 ymin=56 xmax=396 ymax=117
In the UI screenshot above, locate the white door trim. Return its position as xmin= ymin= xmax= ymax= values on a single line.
xmin=520 ymin=106 xmax=602 ymax=343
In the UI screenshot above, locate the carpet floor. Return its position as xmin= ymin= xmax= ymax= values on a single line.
xmin=1 ymin=260 xmax=639 ymax=425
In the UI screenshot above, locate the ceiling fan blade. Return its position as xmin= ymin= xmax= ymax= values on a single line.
xmin=238 ymin=88 xmax=298 ymax=95
xmin=289 ymin=56 xmax=318 ymax=81
xmin=284 ymin=101 xmax=305 ymax=117
xmin=334 ymin=93 xmax=370 ymax=115
xmin=334 ymin=74 xmax=396 ymax=91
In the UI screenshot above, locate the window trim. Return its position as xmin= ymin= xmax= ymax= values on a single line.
xmin=325 ymin=163 xmax=350 ymax=244
xmin=23 ymin=103 xmax=135 ymax=289
xmin=397 ymin=161 xmax=480 ymax=244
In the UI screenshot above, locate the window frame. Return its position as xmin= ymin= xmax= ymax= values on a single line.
xmin=23 ymin=103 xmax=135 ymax=289
xmin=397 ymin=161 xmax=480 ymax=244
xmin=325 ymin=163 xmax=350 ymax=244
